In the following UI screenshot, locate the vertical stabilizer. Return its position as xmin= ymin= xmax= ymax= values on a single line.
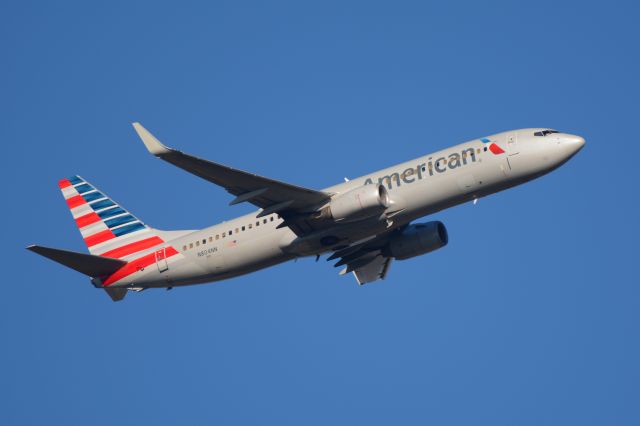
xmin=58 ymin=175 xmax=165 ymax=259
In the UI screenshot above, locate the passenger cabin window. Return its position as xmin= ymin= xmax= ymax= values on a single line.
xmin=534 ymin=130 xmax=560 ymax=137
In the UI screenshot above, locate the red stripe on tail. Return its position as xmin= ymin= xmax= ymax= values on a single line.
xmin=85 ymin=229 xmax=116 ymax=247
xmin=75 ymin=212 xmax=102 ymax=228
xmin=58 ymin=179 xmax=72 ymax=189
xmin=103 ymin=246 xmax=179 ymax=286
xmin=100 ymin=236 xmax=165 ymax=259
xmin=66 ymin=195 xmax=86 ymax=209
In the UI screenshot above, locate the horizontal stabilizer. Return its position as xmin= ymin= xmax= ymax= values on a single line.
xmin=27 ymin=245 xmax=126 ymax=277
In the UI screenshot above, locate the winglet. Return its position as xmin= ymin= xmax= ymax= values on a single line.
xmin=132 ymin=122 xmax=171 ymax=155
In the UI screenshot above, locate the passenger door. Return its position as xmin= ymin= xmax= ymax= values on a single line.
xmin=500 ymin=132 xmax=519 ymax=175
xmin=506 ymin=132 xmax=519 ymax=156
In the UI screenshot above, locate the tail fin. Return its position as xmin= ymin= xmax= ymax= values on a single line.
xmin=58 ymin=175 xmax=164 ymax=259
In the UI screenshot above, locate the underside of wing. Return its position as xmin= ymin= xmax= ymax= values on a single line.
xmin=132 ymin=123 xmax=331 ymax=218
xmin=349 ymin=254 xmax=393 ymax=285
xmin=328 ymin=232 xmax=396 ymax=285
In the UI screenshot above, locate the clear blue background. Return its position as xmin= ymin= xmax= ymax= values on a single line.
xmin=2 ymin=1 xmax=639 ymax=425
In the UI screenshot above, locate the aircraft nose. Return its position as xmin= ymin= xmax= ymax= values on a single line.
xmin=562 ymin=134 xmax=586 ymax=155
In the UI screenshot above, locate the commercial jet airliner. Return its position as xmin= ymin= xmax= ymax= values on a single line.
xmin=28 ymin=124 xmax=585 ymax=301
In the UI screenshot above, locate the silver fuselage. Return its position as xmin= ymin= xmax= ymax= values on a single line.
xmin=114 ymin=128 xmax=584 ymax=289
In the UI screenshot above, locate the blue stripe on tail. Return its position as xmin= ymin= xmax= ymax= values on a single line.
xmin=83 ymin=192 xmax=104 ymax=203
xmin=75 ymin=183 xmax=93 ymax=194
xmin=68 ymin=176 xmax=83 ymax=185
xmin=112 ymin=222 xmax=146 ymax=237
xmin=98 ymin=207 xmax=126 ymax=219
xmin=105 ymin=215 xmax=136 ymax=228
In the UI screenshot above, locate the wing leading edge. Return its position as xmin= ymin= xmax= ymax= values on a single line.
xmin=132 ymin=123 xmax=331 ymax=216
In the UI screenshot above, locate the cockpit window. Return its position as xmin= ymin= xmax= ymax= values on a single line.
xmin=534 ymin=130 xmax=560 ymax=137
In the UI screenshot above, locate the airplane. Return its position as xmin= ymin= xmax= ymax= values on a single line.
xmin=27 ymin=124 xmax=585 ymax=301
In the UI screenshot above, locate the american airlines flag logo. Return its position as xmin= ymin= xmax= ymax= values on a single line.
xmin=57 ymin=175 xmax=184 ymax=287
xmin=480 ymin=137 xmax=505 ymax=155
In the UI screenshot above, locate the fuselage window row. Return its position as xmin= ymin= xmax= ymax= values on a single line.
xmin=182 ymin=215 xmax=280 ymax=251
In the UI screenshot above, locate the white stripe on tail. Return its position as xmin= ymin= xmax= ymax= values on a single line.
xmin=58 ymin=175 xmax=165 ymax=259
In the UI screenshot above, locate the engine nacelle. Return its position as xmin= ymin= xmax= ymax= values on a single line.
xmin=328 ymin=184 xmax=390 ymax=222
xmin=383 ymin=221 xmax=448 ymax=260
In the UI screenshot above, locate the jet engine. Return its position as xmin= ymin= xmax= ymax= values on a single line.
xmin=326 ymin=184 xmax=390 ymax=222
xmin=383 ymin=221 xmax=448 ymax=260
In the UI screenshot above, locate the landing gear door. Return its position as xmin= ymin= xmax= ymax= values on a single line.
xmin=155 ymin=248 xmax=169 ymax=273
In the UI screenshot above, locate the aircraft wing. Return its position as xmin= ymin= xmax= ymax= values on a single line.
xmin=349 ymin=255 xmax=393 ymax=285
xmin=328 ymin=235 xmax=394 ymax=285
xmin=132 ymin=123 xmax=331 ymax=217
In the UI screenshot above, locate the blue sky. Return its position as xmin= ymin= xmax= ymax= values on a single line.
xmin=2 ymin=1 xmax=639 ymax=425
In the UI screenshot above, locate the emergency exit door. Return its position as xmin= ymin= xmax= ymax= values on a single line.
xmin=155 ymin=248 xmax=169 ymax=273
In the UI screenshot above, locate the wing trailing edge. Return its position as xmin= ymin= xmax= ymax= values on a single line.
xmin=131 ymin=122 xmax=331 ymax=216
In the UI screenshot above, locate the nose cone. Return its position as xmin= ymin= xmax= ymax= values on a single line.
xmin=563 ymin=134 xmax=586 ymax=155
